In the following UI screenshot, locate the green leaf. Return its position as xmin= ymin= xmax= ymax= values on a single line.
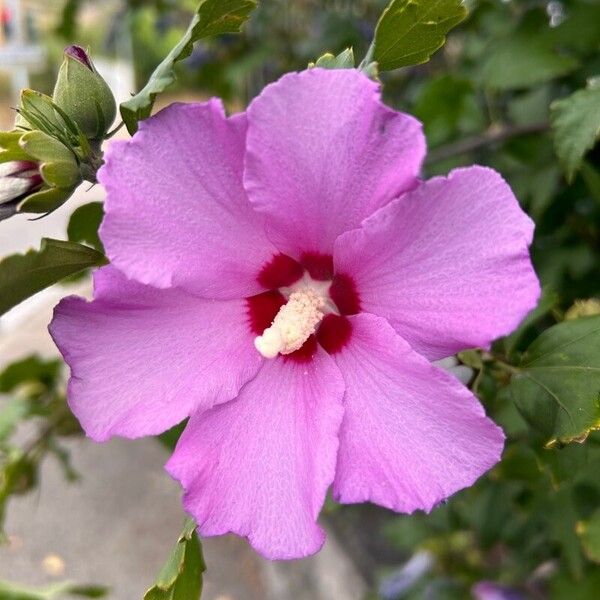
xmin=310 ymin=48 xmax=355 ymax=69
xmin=144 ymin=519 xmax=205 ymax=600
xmin=550 ymin=570 xmax=600 ymax=600
xmin=0 ymin=356 xmax=61 ymax=394
xmin=0 ymin=579 xmax=107 ymax=600
xmin=0 ymin=397 xmax=29 ymax=442
xmin=480 ymin=14 xmax=579 ymax=92
xmin=481 ymin=38 xmax=578 ymax=91
xmin=120 ymin=0 xmax=257 ymax=134
xmin=413 ymin=75 xmax=484 ymax=146
xmin=507 ymin=315 xmax=600 ymax=448
xmin=577 ymin=508 xmax=600 ymax=564
xmin=580 ymin=161 xmax=600 ymax=206
xmin=373 ymin=0 xmax=467 ymax=71
xmin=67 ymin=202 xmax=105 ymax=252
xmin=551 ymin=79 xmax=600 ymax=182
xmin=0 ymin=239 xmax=107 ymax=316
xmin=501 ymin=286 xmax=559 ymax=355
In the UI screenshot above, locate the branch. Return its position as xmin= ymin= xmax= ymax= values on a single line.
xmin=426 ymin=121 xmax=549 ymax=165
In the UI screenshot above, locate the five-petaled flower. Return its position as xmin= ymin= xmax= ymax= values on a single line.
xmin=50 ymin=69 xmax=540 ymax=560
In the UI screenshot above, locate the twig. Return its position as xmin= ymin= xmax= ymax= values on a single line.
xmin=426 ymin=121 xmax=549 ymax=164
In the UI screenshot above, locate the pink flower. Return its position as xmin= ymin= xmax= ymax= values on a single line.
xmin=49 ymin=69 xmax=539 ymax=560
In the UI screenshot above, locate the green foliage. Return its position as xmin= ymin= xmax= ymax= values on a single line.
xmin=551 ymin=79 xmax=600 ymax=182
xmin=0 ymin=239 xmax=107 ymax=316
xmin=480 ymin=29 xmax=578 ymax=91
xmin=0 ymin=356 xmax=82 ymax=538
xmin=67 ymin=202 xmax=105 ymax=252
xmin=577 ymin=508 xmax=600 ymax=564
xmin=0 ymin=579 xmax=107 ymax=599
xmin=373 ymin=0 xmax=466 ymax=71
xmin=413 ymin=75 xmax=484 ymax=146
xmin=120 ymin=0 xmax=258 ymax=133
xmin=507 ymin=315 xmax=600 ymax=448
xmin=144 ymin=520 xmax=205 ymax=600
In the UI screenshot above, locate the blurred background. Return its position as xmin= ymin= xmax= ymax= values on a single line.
xmin=0 ymin=0 xmax=599 ymax=598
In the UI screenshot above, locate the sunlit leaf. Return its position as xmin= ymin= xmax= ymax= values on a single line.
xmin=373 ymin=0 xmax=467 ymax=71
xmin=121 ymin=0 xmax=257 ymax=134
xmin=507 ymin=315 xmax=600 ymax=447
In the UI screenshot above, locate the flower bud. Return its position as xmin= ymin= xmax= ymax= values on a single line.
xmin=52 ymin=46 xmax=117 ymax=140
xmin=0 ymin=161 xmax=43 ymax=220
xmin=0 ymin=129 xmax=82 ymax=221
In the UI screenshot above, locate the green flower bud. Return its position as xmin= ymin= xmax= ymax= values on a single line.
xmin=0 ymin=129 xmax=82 ymax=221
xmin=52 ymin=46 xmax=117 ymax=140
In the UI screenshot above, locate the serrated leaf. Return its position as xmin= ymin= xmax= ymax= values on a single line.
xmin=144 ymin=519 xmax=205 ymax=600
xmin=121 ymin=0 xmax=257 ymax=134
xmin=551 ymin=79 xmax=600 ymax=182
xmin=577 ymin=508 xmax=600 ymax=563
xmin=373 ymin=0 xmax=467 ymax=71
xmin=0 ymin=238 xmax=107 ymax=316
xmin=67 ymin=202 xmax=104 ymax=252
xmin=507 ymin=315 xmax=600 ymax=447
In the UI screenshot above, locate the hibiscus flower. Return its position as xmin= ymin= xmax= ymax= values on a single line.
xmin=50 ymin=69 xmax=539 ymax=560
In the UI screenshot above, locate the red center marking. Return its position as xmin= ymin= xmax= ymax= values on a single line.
xmin=300 ymin=252 xmax=334 ymax=281
xmin=329 ymin=274 xmax=361 ymax=315
xmin=246 ymin=291 xmax=286 ymax=335
xmin=283 ymin=335 xmax=318 ymax=363
xmin=317 ymin=314 xmax=352 ymax=355
xmin=248 ymin=254 xmax=359 ymax=361
xmin=257 ymin=254 xmax=303 ymax=290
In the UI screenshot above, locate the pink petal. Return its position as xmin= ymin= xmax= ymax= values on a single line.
xmin=98 ymin=101 xmax=278 ymax=299
xmin=49 ymin=267 xmax=262 ymax=442
xmin=244 ymin=68 xmax=425 ymax=257
xmin=166 ymin=349 xmax=345 ymax=560
xmin=334 ymin=166 xmax=540 ymax=360
xmin=332 ymin=313 xmax=504 ymax=512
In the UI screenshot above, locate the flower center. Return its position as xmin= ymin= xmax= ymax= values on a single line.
xmin=254 ymin=278 xmax=333 ymax=358
xmin=247 ymin=253 xmax=361 ymax=361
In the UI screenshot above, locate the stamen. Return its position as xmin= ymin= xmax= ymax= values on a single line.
xmin=254 ymin=287 xmax=326 ymax=358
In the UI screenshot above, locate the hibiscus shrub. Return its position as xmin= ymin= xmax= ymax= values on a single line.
xmin=1 ymin=0 xmax=599 ymax=598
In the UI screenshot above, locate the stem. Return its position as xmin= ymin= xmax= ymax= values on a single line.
xmin=21 ymin=411 xmax=70 ymax=458
xmin=106 ymin=120 xmax=126 ymax=139
xmin=493 ymin=359 xmax=521 ymax=376
xmin=426 ymin=121 xmax=549 ymax=165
